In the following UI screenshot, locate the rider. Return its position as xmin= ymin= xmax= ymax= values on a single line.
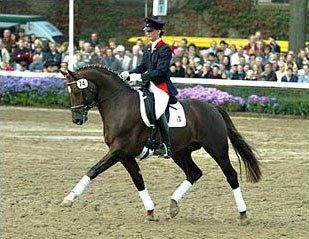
xmin=120 ymin=17 xmax=178 ymax=158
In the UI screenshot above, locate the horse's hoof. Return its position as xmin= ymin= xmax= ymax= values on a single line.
xmin=60 ymin=198 xmax=73 ymax=207
xmin=240 ymin=211 xmax=251 ymax=225
xmin=145 ymin=210 xmax=159 ymax=222
xmin=170 ymin=199 xmax=179 ymax=218
xmin=145 ymin=215 xmax=160 ymax=222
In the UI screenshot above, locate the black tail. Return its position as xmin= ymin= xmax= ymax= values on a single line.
xmin=217 ymin=107 xmax=262 ymax=183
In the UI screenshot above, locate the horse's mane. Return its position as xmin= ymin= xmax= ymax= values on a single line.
xmin=76 ymin=64 xmax=129 ymax=87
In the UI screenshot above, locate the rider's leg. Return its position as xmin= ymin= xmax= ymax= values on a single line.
xmin=155 ymin=113 xmax=172 ymax=158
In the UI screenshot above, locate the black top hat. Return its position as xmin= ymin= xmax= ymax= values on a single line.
xmin=143 ymin=17 xmax=165 ymax=32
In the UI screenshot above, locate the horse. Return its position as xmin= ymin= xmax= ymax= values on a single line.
xmin=60 ymin=64 xmax=262 ymax=223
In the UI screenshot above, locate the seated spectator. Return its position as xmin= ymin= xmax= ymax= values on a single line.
xmin=16 ymin=61 xmax=29 ymax=72
xmin=169 ymin=64 xmax=178 ymax=77
xmin=281 ymin=67 xmax=298 ymax=82
xmin=173 ymin=59 xmax=185 ymax=77
xmin=11 ymin=39 xmax=32 ymax=69
xmin=199 ymin=61 xmax=211 ymax=78
xmin=208 ymin=65 xmax=222 ymax=79
xmin=0 ymin=38 xmax=10 ymax=69
xmin=298 ymin=64 xmax=309 ymax=83
xmin=230 ymin=64 xmax=239 ymax=80
xmin=185 ymin=67 xmax=195 ymax=78
xmin=237 ymin=65 xmax=246 ymax=80
xmin=269 ymin=35 xmax=281 ymax=54
xmin=90 ymin=45 xmax=104 ymax=64
xmin=244 ymin=69 xmax=258 ymax=81
xmin=44 ymin=42 xmax=62 ymax=68
xmin=276 ymin=61 xmax=286 ymax=82
xmin=181 ymin=56 xmax=190 ymax=71
xmin=261 ymin=63 xmax=277 ymax=81
xmin=252 ymin=63 xmax=263 ymax=81
xmin=29 ymin=54 xmax=44 ymax=72
xmin=44 ymin=61 xmax=58 ymax=73
xmin=100 ymin=47 xmax=123 ymax=72
xmin=188 ymin=43 xmax=198 ymax=58
xmin=59 ymin=61 xmax=69 ymax=73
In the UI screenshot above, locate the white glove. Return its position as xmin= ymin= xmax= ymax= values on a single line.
xmin=119 ymin=71 xmax=130 ymax=81
xmin=129 ymin=73 xmax=142 ymax=82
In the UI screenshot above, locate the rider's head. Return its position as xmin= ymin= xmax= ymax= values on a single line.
xmin=143 ymin=17 xmax=165 ymax=41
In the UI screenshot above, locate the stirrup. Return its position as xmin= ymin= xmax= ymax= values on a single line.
xmin=155 ymin=143 xmax=171 ymax=158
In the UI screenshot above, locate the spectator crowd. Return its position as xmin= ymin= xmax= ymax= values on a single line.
xmin=0 ymin=28 xmax=308 ymax=83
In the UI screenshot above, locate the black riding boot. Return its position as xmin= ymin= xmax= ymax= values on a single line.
xmin=155 ymin=114 xmax=172 ymax=158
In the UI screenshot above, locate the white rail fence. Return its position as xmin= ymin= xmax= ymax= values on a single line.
xmin=1 ymin=71 xmax=308 ymax=89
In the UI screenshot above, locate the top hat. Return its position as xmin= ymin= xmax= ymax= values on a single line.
xmin=143 ymin=17 xmax=165 ymax=32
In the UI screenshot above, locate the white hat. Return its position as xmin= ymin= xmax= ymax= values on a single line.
xmin=116 ymin=45 xmax=125 ymax=52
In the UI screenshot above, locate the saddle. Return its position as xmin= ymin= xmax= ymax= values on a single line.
xmin=136 ymin=88 xmax=186 ymax=160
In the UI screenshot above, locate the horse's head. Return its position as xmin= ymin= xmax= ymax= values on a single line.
xmin=61 ymin=69 xmax=97 ymax=125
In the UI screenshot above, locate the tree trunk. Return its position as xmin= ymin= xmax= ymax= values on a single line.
xmin=289 ymin=0 xmax=308 ymax=52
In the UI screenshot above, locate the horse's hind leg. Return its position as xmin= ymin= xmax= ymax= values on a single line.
xmin=204 ymin=144 xmax=248 ymax=222
xmin=120 ymin=157 xmax=158 ymax=222
xmin=170 ymin=148 xmax=203 ymax=218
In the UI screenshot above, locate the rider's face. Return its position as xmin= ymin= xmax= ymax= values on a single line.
xmin=144 ymin=29 xmax=160 ymax=42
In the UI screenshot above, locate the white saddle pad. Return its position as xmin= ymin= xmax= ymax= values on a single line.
xmin=138 ymin=90 xmax=186 ymax=128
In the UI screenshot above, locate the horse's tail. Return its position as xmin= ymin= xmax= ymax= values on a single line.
xmin=217 ymin=106 xmax=262 ymax=183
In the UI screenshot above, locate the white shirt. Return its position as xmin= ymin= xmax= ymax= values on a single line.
xmin=151 ymin=38 xmax=161 ymax=52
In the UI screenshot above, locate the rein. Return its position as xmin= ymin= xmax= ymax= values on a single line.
xmin=67 ymin=80 xmax=125 ymax=111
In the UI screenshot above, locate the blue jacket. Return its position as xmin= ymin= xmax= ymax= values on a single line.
xmin=130 ymin=40 xmax=178 ymax=97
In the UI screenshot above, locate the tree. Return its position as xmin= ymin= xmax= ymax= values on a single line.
xmin=288 ymin=0 xmax=308 ymax=52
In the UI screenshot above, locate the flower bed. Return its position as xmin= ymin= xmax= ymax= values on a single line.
xmin=0 ymin=75 xmax=307 ymax=115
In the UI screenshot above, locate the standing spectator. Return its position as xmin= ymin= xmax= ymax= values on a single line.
xmin=2 ymin=29 xmax=15 ymax=53
xmin=188 ymin=43 xmax=198 ymax=58
xmin=80 ymin=42 xmax=93 ymax=65
xmin=296 ymin=49 xmax=307 ymax=70
xmin=11 ymin=39 xmax=32 ymax=69
xmin=230 ymin=46 xmax=249 ymax=66
xmin=129 ymin=45 xmax=143 ymax=71
xmin=108 ymin=38 xmax=118 ymax=51
xmin=261 ymin=63 xmax=278 ymax=81
xmin=298 ymin=64 xmax=309 ymax=83
xmin=244 ymin=35 xmax=258 ymax=55
xmin=0 ymin=38 xmax=10 ymax=69
xmin=281 ymin=67 xmax=298 ymax=82
xmin=100 ymin=48 xmax=122 ymax=72
xmin=59 ymin=42 xmax=69 ymax=62
xmin=87 ymin=32 xmax=101 ymax=48
xmin=269 ymin=35 xmax=281 ymax=54
xmin=16 ymin=28 xmax=26 ymax=41
xmin=219 ymin=40 xmax=232 ymax=56
xmin=115 ymin=45 xmax=131 ymax=71
xmin=179 ymin=38 xmax=189 ymax=54
xmin=206 ymin=40 xmax=218 ymax=55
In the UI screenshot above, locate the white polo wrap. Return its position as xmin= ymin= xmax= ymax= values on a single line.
xmin=233 ymin=187 xmax=247 ymax=212
xmin=171 ymin=180 xmax=193 ymax=203
xmin=138 ymin=188 xmax=154 ymax=211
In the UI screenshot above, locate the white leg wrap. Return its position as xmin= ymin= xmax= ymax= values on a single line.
xmin=138 ymin=188 xmax=154 ymax=211
xmin=171 ymin=180 xmax=193 ymax=203
xmin=233 ymin=187 xmax=247 ymax=212
xmin=65 ymin=175 xmax=91 ymax=201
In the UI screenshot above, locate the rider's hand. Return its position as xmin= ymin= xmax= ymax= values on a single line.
xmin=129 ymin=73 xmax=142 ymax=82
xmin=119 ymin=71 xmax=130 ymax=81
xmin=141 ymin=80 xmax=150 ymax=88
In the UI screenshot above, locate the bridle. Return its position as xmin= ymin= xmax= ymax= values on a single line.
xmin=66 ymin=79 xmax=98 ymax=113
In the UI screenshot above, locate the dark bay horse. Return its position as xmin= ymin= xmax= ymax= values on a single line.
xmin=60 ymin=64 xmax=262 ymax=223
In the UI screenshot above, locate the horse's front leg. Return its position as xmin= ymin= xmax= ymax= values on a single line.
xmin=61 ymin=149 xmax=121 ymax=207
xmin=120 ymin=157 xmax=158 ymax=222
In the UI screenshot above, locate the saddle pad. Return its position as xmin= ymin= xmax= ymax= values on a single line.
xmin=138 ymin=90 xmax=186 ymax=128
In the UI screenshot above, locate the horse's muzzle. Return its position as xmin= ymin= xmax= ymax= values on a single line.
xmin=72 ymin=112 xmax=88 ymax=125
